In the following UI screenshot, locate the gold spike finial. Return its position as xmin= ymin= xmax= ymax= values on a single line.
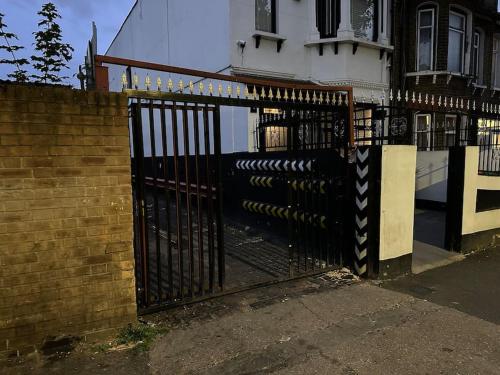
xmin=121 ymin=72 xmax=128 ymax=89
xmin=168 ymin=78 xmax=174 ymax=92
xmin=189 ymin=81 xmax=194 ymax=94
xmin=199 ymin=82 xmax=204 ymax=95
xmin=156 ymin=77 xmax=162 ymax=91
xmin=208 ymin=82 xmax=214 ymax=95
xmin=133 ymin=73 xmax=139 ymax=89
xmin=178 ymin=80 xmax=184 ymax=93
xmin=236 ymin=85 xmax=241 ymax=98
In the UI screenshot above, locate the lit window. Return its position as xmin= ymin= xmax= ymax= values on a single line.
xmin=415 ymin=114 xmax=431 ymax=150
xmin=417 ymin=8 xmax=435 ymax=71
xmin=444 ymin=115 xmax=457 ymax=147
xmin=448 ymin=11 xmax=466 ymax=73
xmin=255 ymin=0 xmax=276 ymax=33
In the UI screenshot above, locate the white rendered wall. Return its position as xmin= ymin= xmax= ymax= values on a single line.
xmin=229 ymin=0 xmax=391 ymax=100
xmin=415 ymin=151 xmax=449 ymax=203
xmin=379 ymin=146 xmax=417 ymax=261
xmin=461 ymin=147 xmax=500 ymax=235
xmin=106 ymin=0 xmax=250 ymax=154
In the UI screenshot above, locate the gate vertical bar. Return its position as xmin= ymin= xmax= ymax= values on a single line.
xmin=286 ymin=108 xmax=295 ymax=277
xmin=203 ymin=105 xmax=215 ymax=293
xmin=159 ymin=100 xmax=174 ymax=300
xmin=171 ymin=101 xmax=184 ymax=298
xmin=132 ymin=100 xmax=150 ymax=306
xmin=148 ymin=100 xmax=162 ymax=301
xmin=193 ymin=104 xmax=205 ymax=295
xmin=213 ymin=106 xmax=225 ymax=290
xmin=182 ymin=107 xmax=195 ymax=298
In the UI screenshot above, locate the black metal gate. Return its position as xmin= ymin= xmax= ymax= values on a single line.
xmin=118 ymin=60 xmax=353 ymax=311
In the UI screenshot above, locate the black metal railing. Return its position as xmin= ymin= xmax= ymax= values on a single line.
xmin=353 ymin=98 xmax=500 ymax=176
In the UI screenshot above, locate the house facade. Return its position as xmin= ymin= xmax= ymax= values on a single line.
xmin=389 ymin=0 xmax=500 ymax=204
xmin=105 ymin=0 xmax=393 ymax=152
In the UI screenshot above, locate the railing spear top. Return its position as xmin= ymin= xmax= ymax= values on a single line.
xmin=121 ymin=72 xmax=128 ymax=90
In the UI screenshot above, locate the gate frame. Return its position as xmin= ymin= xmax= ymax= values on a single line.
xmin=94 ymin=55 xmax=358 ymax=312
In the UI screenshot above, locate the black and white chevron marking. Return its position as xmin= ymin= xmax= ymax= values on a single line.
xmin=236 ymin=159 xmax=314 ymax=173
xmin=354 ymin=148 xmax=369 ymax=276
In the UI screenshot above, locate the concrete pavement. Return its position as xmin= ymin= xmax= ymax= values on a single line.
xmin=3 ymin=248 xmax=500 ymax=374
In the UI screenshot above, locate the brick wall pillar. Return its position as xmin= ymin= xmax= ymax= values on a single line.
xmin=0 ymin=84 xmax=137 ymax=356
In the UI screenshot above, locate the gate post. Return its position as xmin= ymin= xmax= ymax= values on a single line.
xmin=445 ymin=146 xmax=466 ymax=252
xmin=353 ymin=145 xmax=417 ymax=279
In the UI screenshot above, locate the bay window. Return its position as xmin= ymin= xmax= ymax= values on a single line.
xmin=417 ymin=7 xmax=436 ymax=71
xmin=352 ymin=0 xmax=377 ymax=41
xmin=447 ymin=11 xmax=466 ymax=73
xmin=255 ymin=0 xmax=276 ymax=33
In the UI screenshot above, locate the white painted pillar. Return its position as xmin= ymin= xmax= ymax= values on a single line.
xmin=308 ymin=0 xmax=320 ymax=40
xmin=338 ymin=0 xmax=354 ymax=38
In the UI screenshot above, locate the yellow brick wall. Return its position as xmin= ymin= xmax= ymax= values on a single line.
xmin=0 ymin=84 xmax=137 ymax=356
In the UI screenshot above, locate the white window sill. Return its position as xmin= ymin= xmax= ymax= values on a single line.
xmin=406 ymin=71 xmax=474 ymax=85
xmin=472 ymin=83 xmax=487 ymax=89
xmin=304 ymin=36 xmax=394 ymax=52
xmin=491 ymin=87 xmax=500 ymax=92
xmin=252 ymin=30 xmax=286 ymax=42
xmin=406 ymin=71 xmax=471 ymax=78
xmin=252 ymin=31 xmax=286 ymax=52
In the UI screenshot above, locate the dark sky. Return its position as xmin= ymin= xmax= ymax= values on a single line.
xmin=0 ymin=0 xmax=136 ymax=86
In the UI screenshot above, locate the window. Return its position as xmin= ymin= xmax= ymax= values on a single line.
xmin=448 ymin=11 xmax=466 ymax=73
xmin=255 ymin=0 xmax=276 ymax=33
xmin=352 ymin=0 xmax=377 ymax=41
xmin=472 ymin=30 xmax=484 ymax=84
xmin=415 ymin=114 xmax=431 ymax=150
xmin=316 ymin=0 xmax=340 ymax=38
xmin=417 ymin=8 xmax=436 ymax=71
xmin=492 ymin=37 xmax=500 ymax=88
xmin=444 ymin=115 xmax=457 ymax=147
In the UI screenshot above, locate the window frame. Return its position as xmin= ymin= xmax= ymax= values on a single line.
xmin=351 ymin=0 xmax=379 ymax=42
xmin=316 ymin=0 xmax=341 ymax=39
xmin=255 ymin=0 xmax=277 ymax=34
xmin=472 ymin=29 xmax=484 ymax=84
xmin=492 ymin=36 xmax=500 ymax=89
xmin=416 ymin=7 xmax=436 ymax=72
xmin=415 ymin=113 xmax=432 ymax=150
xmin=444 ymin=114 xmax=457 ymax=148
xmin=447 ymin=10 xmax=466 ymax=73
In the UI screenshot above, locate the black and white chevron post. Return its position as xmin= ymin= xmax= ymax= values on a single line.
xmin=354 ymin=147 xmax=370 ymax=277
xmin=235 ymin=159 xmax=314 ymax=173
